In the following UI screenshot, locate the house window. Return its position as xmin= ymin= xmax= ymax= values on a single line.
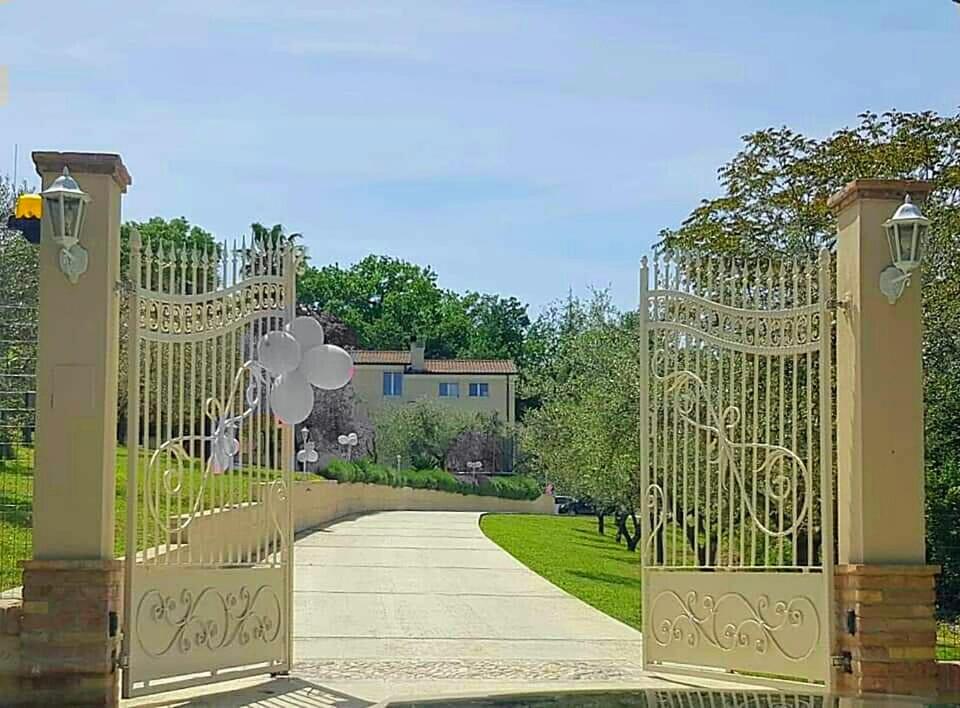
xmin=383 ymin=372 xmax=403 ymax=397
xmin=469 ymin=382 xmax=489 ymax=398
xmin=439 ymin=382 xmax=460 ymax=398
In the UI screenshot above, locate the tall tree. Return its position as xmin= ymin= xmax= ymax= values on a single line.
xmin=297 ymin=255 xmax=532 ymax=363
xmin=458 ymin=293 xmax=530 ymax=363
xmin=521 ymin=290 xmax=643 ymax=547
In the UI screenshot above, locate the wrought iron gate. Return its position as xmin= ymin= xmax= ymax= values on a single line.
xmin=122 ymin=234 xmax=296 ymax=697
xmin=638 ymin=251 xmax=835 ymax=687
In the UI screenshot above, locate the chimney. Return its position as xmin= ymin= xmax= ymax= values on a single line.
xmin=410 ymin=340 xmax=426 ymax=371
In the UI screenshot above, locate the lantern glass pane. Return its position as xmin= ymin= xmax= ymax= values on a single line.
xmin=73 ymin=200 xmax=87 ymax=241
xmin=885 ymin=224 xmax=897 ymax=263
xmin=916 ymin=224 xmax=927 ymax=264
xmin=46 ymin=197 xmax=63 ymax=241
xmin=62 ymin=197 xmax=81 ymax=242
xmin=898 ymin=224 xmax=916 ymax=265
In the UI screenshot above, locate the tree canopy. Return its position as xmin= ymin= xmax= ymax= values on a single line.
xmin=297 ymin=254 xmax=531 ymax=363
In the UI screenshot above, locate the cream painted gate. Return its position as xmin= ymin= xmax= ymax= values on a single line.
xmin=121 ymin=234 xmax=296 ymax=697
xmin=638 ymin=251 xmax=835 ymax=687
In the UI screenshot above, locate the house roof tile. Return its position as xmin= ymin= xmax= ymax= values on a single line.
xmin=352 ymin=350 xmax=411 ymax=365
xmin=351 ymin=350 xmax=517 ymax=375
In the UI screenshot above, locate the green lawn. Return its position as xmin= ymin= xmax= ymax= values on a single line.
xmin=480 ymin=514 xmax=642 ymax=630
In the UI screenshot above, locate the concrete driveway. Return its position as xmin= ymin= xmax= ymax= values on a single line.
xmin=291 ymin=510 xmax=648 ymax=694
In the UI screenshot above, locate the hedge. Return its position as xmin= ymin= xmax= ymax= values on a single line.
xmin=319 ymin=459 xmax=541 ymax=501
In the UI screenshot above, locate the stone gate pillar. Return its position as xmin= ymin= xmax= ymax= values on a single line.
xmin=19 ymin=152 xmax=131 ymax=705
xmin=829 ymin=179 xmax=940 ymax=696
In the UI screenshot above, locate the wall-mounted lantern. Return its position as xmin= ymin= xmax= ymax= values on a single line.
xmin=879 ymin=194 xmax=929 ymax=304
xmin=40 ymin=167 xmax=91 ymax=284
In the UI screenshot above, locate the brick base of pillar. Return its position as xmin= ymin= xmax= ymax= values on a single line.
xmin=19 ymin=559 xmax=123 ymax=706
xmin=834 ymin=564 xmax=940 ymax=697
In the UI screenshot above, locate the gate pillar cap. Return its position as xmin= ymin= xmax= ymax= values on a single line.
xmin=828 ymin=179 xmax=934 ymax=212
xmin=32 ymin=151 xmax=132 ymax=193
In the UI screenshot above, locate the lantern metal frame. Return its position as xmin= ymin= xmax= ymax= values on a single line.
xmin=879 ymin=194 xmax=929 ymax=304
xmin=40 ymin=167 xmax=92 ymax=284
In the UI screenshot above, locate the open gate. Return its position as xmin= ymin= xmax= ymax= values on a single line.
xmin=638 ymin=251 xmax=835 ymax=688
xmin=121 ymin=234 xmax=296 ymax=697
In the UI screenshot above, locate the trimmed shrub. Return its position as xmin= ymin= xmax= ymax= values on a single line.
xmin=317 ymin=460 xmax=541 ymax=501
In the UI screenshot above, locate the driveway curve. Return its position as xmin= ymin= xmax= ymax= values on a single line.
xmin=291 ymin=511 xmax=645 ymax=685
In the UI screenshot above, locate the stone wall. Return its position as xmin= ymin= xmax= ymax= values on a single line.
xmin=834 ymin=564 xmax=940 ymax=696
xmin=0 ymin=560 xmax=123 ymax=705
xmin=0 ymin=599 xmax=22 ymax=699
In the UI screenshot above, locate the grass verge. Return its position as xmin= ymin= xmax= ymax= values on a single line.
xmin=480 ymin=513 xmax=641 ymax=630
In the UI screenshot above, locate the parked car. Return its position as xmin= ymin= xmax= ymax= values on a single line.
xmin=557 ymin=497 xmax=593 ymax=515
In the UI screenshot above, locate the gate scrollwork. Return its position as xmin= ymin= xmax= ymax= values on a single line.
xmin=655 ymin=366 xmax=811 ymax=540
xmin=135 ymin=584 xmax=283 ymax=658
xmin=649 ymin=589 xmax=821 ymax=662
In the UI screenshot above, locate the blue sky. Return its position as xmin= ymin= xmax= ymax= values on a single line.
xmin=1 ymin=1 xmax=958 ymax=312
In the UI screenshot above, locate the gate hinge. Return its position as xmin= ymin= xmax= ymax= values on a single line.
xmin=831 ymin=651 xmax=852 ymax=673
xmin=846 ymin=608 xmax=857 ymax=635
xmin=116 ymin=652 xmax=129 ymax=670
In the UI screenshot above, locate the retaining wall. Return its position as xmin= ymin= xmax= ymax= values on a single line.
xmin=180 ymin=479 xmax=556 ymax=560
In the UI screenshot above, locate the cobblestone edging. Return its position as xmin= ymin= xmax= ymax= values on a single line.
xmin=293 ymin=659 xmax=648 ymax=682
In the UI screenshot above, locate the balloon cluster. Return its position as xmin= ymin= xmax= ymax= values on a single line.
xmin=258 ymin=316 xmax=354 ymax=425
xmin=337 ymin=432 xmax=359 ymax=447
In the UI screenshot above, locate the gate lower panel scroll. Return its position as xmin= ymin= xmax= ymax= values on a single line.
xmin=639 ymin=252 xmax=835 ymax=686
xmin=129 ymin=567 xmax=285 ymax=688
xmin=646 ymin=571 xmax=827 ymax=679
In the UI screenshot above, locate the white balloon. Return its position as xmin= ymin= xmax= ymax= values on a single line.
xmin=258 ymin=331 xmax=301 ymax=376
xmin=287 ymin=316 xmax=325 ymax=351
xmin=347 ymin=432 xmax=358 ymax=445
xmin=299 ymin=344 xmax=354 ymax=390
xmin=337 ymin=434 xmax=349 ymax=446
xmin=269 ymin=370 xmax=314 ymax=424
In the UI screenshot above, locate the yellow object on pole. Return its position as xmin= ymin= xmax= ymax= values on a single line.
xmin=14 ymin=193 xmax=42 ymax=219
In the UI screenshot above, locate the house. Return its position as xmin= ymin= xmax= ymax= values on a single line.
xmin=350 ymin=342 xmax=518 ymax=423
